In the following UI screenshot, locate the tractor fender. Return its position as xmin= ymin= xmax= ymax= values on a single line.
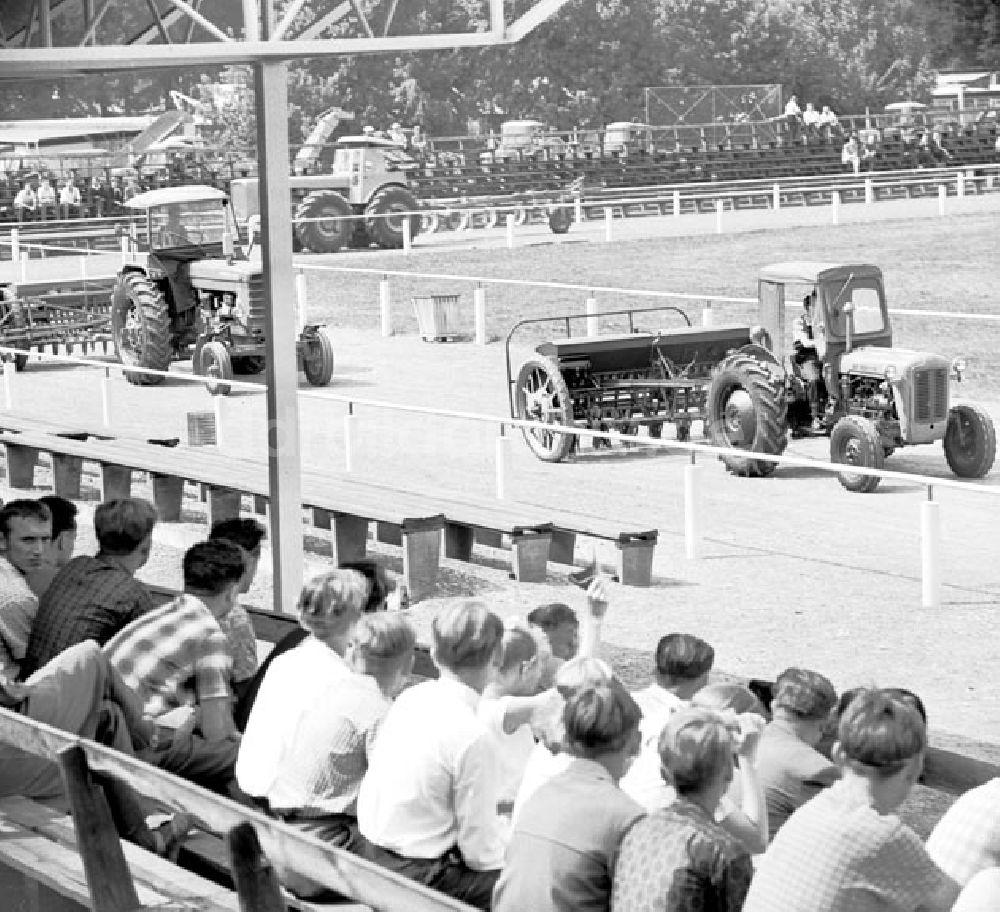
xmin=739 ymin=342 xmax=784 ymax=373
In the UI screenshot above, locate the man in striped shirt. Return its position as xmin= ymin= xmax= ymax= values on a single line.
xmin=105 ymin=539 xmax=244 ymax=794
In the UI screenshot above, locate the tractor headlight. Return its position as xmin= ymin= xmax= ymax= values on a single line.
xmin=951 ymin=357 xmax=966 ymax=380
xmin=883 ymin=364 xmax=897 ymax=381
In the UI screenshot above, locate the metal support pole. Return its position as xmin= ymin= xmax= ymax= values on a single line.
xmin=213 ymin=395 xmax=225 ymax=450
xmin=344 ymin=409 xmax=357 ymax=473
xmin=603 ymin=207 xmax=613 ymax=242
xmin=379 ymin=274 xmax=392 ymax=337
xmin=772 ymin=184 xmax=780 ymax=210
xmin=938 ymin=184 xmax=947 ymax=216
xmin=474 ymin=283 xmax=487 ymax=346
xmin=864 ymin=178 xmax=873 ymax=205
xmin=505 ymin=214 xmax=514 ymax=249
xmin=673 ymin=190 xmax=681 ymax=217
xmin=19 ymin=253 xmax=28 ymax=284
xmin=684 ymin=455 xmax=701 ymax=560
xmin=586 ymin=293 xmax=599 ymax=337
xmin=715 ymin=199 xmax=724 ymax=234
xmin=831 ymin=190 xmax=840 ymax=225
xmin=10 ymin=228 xmax=19 ymax=264
xmin=921 ymin=489 xmax=942 ymax=609
xmin=3 ymin=360 xmax=14 ymax=410
xmin=402 ymin=216 xmax=412 ymax=254
xmin=100 ymin=369 xmax=111 ymax=430
xmin=255 ymin=53 xmax=304 ymax=614
xmin=495 ymin=430 xmax=509 ymax=500
xmin=294 ymin=270 xmax=307 ymax=336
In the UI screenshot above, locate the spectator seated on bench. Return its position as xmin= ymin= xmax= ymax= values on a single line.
xmin=21 ymin=498 xmax=157 ymax=680
xmin=756 ymin=667 xmax=839 ymax=839
xmin=25 ymin=495 xmax=79 ymax=599
xmin=744 ymin=688 xmax=962 ymax=912
xmin=528 ymin=602 xmax=579 ymax=686
xmin=494 ymin=680 xmax=644 ymax=912
xmin=611 ymin=707 xmax=754 ymax=912
xmin=104 ymin=540 xmax=245 ymax=796
xmin=0 ymin=639 xmax=191 ymax=860
xmin=620 ymin=633 xmax=715 ymax=810
xmin=355 ymin=601 xmax=507 ymax=911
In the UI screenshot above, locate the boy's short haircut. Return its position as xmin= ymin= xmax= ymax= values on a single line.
xmin=527 ymin=602 xmax=578 ymax=632
xmin=563 ymin=681 xmax=641 ymax=759
xmin=658 ymin=707 xmax=735 ymax=796
xmin=94 ymin=498 xmax=157 ymax=555
xmin=554 ymin=655 xmax=613 ymax=699
xmin=182 ymin=539 xmax=245 ymax=595
xmin=38 ymin=496 xmax=77 ymax=538
xmin=350 ymin=613 xmax=416 ymax=676
xmin=339 ymin=559 xmax=393 ymax=614
xmin=497 ymin=621 xmax=539 ymax=673
xmin=0 ymin=499 xmax=50 ymax=537
xmin=654 ymin=633 xmax=715 ymax=681
xmin=773 ymin=667 xmax=837 ymax=721
xmin=431 ymin=601 xmax=503 ymax=672
xmin=884 ymin=687 xmax=928 ymax=725
xmin=692 ymin=682 xmax=767 ymax=719
xmin=837 ymin=688 xmax=926 ymax=778
xmin=209 ymin=517 xmax=265 ymax=555
xmin=297 ymin=570 xmax=369 ymax=633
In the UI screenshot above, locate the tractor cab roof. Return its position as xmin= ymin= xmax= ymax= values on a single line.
xmin=759 ymin=262 xmax=884 ymax=285
xmin=124 ymin=185 xmax=228 ymax=210
xmin=334 ymin=136 xmax=405 ymax=149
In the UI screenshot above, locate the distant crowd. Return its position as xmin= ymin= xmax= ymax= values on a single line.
xmin=0 ymin=492 xmax=998 ymax=910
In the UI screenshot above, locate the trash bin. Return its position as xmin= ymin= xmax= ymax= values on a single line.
xmin=412 ymin=294 xmax=461 ymax=342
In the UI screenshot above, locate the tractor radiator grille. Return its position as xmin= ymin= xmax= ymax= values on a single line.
xmin=913 ymin=368 xmax=948 ymax=423
xmin=248 ymin=279 xmax=267 ymax=334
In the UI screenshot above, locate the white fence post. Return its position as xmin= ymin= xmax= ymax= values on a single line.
xmin=505 ymin=214 xmax=515 ymax=249
xmin=715 ymin=199 xmax=724 ymax=234
xmin=3 ymin=360 xmax=14 ymax=410
xmin=702 ymin=301 xmax=714 ymax=327
xmin=956 ymin=170 xmax=966 ymax=199
xmin=772 ymin=183 xmax=781 ymax=210
xmin=474 ymin=283 xmax=487 ymax=346
xmin=831 ymin=190 xmax=840 ymax=225
xmin=673 ymin=190 xmax=681 ymax=217
xmin=295 ymin=270 xmax=308 ymax=336
xmin=19 ymin=252 xmax=28 ymax=284
xmin=684 ymin=455 xmax=702 ymax=560
xmin=100 ymin=369 xmax=112 ymax=430
xmin=495 ymin=430 xmax=509 ymax=500
xmin=603 ymin=207 xmax=613 ymax=242
xmin=921 ymin=490 xmax=942 ymax=609
xmin=574 ymin=196 xmax=583 ymax=225
xmin=379 ymin=274 xmax=392 ymax=337
xmin=586 ymin=293 xmax=599 ymax=337
xmin=120 ymin=234 xmax=130 ymax=265
xmin=10 ymin=228 xmax=19 ymax=265
xmin=864 ymin=178 xmax=873 ymax=205
xmin=402 ymin=217 xmax=412 ymax=254
xmin=938 ymin=184 xmax=947 ymax=216
xmin=344 ymin=408 xmax=358 ymax=473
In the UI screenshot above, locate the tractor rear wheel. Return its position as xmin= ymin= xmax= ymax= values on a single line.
xmin=830 ymin=416 xmax=884 ymax=493
xmin=196 ymin=341 xmax=233 ymax=396
xmin=943 ymin=402 xmax=996 ymax=478
xmin=294 ymin=192 xmax=354 ymax=253
xmin=301 ymin=329 xmax=335 ymax=387
xmin=365 ymin=187 xmax=422 ymax=249
xmin=515 ymin=355 xmax=574 ymax=462
xmin=111 ymin=272 xmax=171 ymax=386
xmin=705 ymin=351 xmax=787 ymax=477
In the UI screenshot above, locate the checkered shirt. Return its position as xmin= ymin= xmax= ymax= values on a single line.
xmin=0 ymin=556 xmax=38 ymax=679
xmin=103 ymin=593 xmax=232 ymax=718
xmin=743 ymin=780 xmax=953 ymax=912
xmin=22 ymin=555 xmax=154 ymax=678
xmin=611 ymin=797 xmax=754 ymax=912
xmin=217 ymin=604 xmax=259 ymax=684
xmin=926 ymin=777 xmax=1000 ymax=886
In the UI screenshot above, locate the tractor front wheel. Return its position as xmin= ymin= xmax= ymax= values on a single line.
xmin=196 ymin=341 xmax=233 ymax=396
xmin=515 ymin=355 xmax=574 ymax=462
xmin=830 ymin=416 xmax=884 ymax=493
xmin=111 ymin=272 xmax=171 ymax=386
xmin=943 ymin=403 xmax=996 ymax=478
xmin=705 ymin=351 xmax=788 ymax=477
xmin=294 ymin=192 xmax=354 ymax=253
xmin=301 ymin=329 xmax=335 ymax=387
xmin=365 ymin=187 xmax=422 ymax=249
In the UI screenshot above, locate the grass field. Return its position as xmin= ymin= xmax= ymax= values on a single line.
xmin=308 ymin=210 xmax=1000 ymax=399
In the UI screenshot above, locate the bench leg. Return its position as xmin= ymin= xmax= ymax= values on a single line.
xmin=252 ymin=494 xmax=268 ymax=516
xmin=375 ymin=521 xmax=402 ymax=547
xmin=616 ymin=539 xmax=656 ymax=587
xmin=151 ymin=474 xmax=184 ymax=522
xmin=510 ymin=530 xmax=552 ymax=583
xmin=444 ymin=523 xmax=474 ymax=562
xmin=402 ymin=523 xmax=442 ymax=603
xmin=549 ymin=530 xmax=576 ymax=566
xmin=100 ymin=464 xmax=132 ymax=501
xmin=51 ymin=454 xmax=83 ymax=500
xmin=4 ymin=443 xmax=38 ymax=489
xmin=206 ymin=486 xmax=242 ymax=528
xmin=331 ymin=514 xmax=368 ymax=566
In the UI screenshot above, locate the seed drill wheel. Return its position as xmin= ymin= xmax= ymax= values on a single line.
xmin=301 ymin=329 xmax=335 ymax=387
xmin=197 ymin=341 xmax=233 ymax=396
xmin=943 ymin=402 xmax=996 ymax=479
xmin=515 ymin=355 xmax=574 ymax=462
xmin=705 ymin=351 xmax=788 ymax=477
xmin=111 ymin=272 xmax=171 ymax=386
xmin=294 ymin=191 xmax=354 ymax=253
xmin=830 ymin=415 xmax=884 ymax=493
xmin=365 ymin=187 xmax=422 ymax=249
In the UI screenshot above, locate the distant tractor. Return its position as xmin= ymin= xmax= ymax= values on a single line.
xmin=707 ymin=262 xmax=995 ymax=491
xmin=112 ymin=185 xmax=335 ymax=394
xmin=230 ymin=136 xmax=422 ymax=254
